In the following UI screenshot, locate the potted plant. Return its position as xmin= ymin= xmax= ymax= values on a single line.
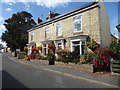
xmin=47 ymin=51 xmax=55 ymax=65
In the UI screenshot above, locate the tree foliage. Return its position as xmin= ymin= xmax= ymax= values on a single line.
xmin=1 ymin=11 xmax=36 ymax=51
xmin=109 ymin=41 xmax=120 ymax=59
xmin=0 ymin=44 xmax=3 ymax=50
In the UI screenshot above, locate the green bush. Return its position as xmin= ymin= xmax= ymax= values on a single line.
xmin=62 ymin=58 xmax=69 ymax=63
xmin=19 ymin=51 xmax=26 ymax=55
xmin=47 ymin=51 xmax=55 ymax=61
xmin=93 ymin=47 xmax=117 ymax=72
xmin=56 ymin=57 xmax=70 ymax=63
xmin=57 ymin=48 xmax=70 ymax=58
xmin=86 ymin=40 xmax=100 ymax=51
xmin=57 ymin=48 xmax=70 ymax=63
xmin=56 ymin=58 xmax=62 ymax=62
xmin=80 ymin=52 xmax=93 ymax=64
xmin=37 ymin=56 xmax=47 ymax=60
xmin=72 ymin=59 xmax=80 ymax=64
xmin=109 ymin=41 xmax=120 ymax=59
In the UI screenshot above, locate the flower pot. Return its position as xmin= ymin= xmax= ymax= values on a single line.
xmin=49 ymin=59 xmax=55 ymax=65
xmin=93 ymin=65 xmax=97 ymax=73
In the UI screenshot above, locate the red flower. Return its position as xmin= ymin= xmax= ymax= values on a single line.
xmin=101 ymin=63 xmax=104 ymax=65
xmin=103 ymin=57 xmax=106 ymax=59
xmin=99 ymin=55 xmax=102 ymax=58
xmin=96 ymin=59 xmax=99 ymax=62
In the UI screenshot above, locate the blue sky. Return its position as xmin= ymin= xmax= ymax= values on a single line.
xmin=0 ymin=0 xmax=119 ymax=47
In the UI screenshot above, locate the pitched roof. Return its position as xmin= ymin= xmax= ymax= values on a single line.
xmin=28 ymin=2 xmax=99 ymax=32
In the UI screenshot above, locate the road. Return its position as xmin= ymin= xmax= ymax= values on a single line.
xmin=2 ymin=52 xmax=118 ymax=88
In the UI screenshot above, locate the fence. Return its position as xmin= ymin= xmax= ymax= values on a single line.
xmin=111 ymin=58 xmax=120 ymax=76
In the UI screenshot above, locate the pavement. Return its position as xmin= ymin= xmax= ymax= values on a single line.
xmin=6 ymin=52 xmax=120 ymax=88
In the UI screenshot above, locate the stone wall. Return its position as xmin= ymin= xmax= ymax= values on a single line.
xmin=28 ymin=6 xmax=101 ymax=47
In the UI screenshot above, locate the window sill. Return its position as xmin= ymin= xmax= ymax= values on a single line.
xmin=45 ymin=37 xmax=50 ymax=40
xmin=73 ymin=31 xmax=83 ymax=35
xmin=31 ymin=40 xmax=34 ymax=42
xmin=56 ymin=35 xmax=63 ymax=38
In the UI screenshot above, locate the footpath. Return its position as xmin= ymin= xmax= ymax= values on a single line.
xmin=7 ymin=52 xmax=120 ymax=88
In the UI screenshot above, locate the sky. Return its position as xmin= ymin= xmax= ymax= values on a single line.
xmin=0 ymin=0 xmax=119 ymax=47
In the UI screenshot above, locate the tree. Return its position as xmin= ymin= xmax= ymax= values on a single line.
xmin=2 ymin=11 xmax=36 ymax=52
xmin=109 ymin=41 xmax=120 ymax=59
xmin=0 ymin=44 xmax=3 ymax=50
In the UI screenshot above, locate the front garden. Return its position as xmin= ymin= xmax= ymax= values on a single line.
xmin=16 ymin=40 xmax=120 ymax=74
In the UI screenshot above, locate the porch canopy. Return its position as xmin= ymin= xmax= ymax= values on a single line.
xmin=26 ymin=41 xmax=36 ymax=47
xmin=68 ymin=35 xmax=89 ymax=41
xmin=41 ymin=40 xmax=53 ymax=44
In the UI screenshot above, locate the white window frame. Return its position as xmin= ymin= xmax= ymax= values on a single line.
xmin=73 ymin=16 xmax=82 ymax=32
xmin=42 ymin=44 xmax=48 ymax=55
xmin=71 ymin=39 xmax=86 ymax=56
xmin=45 ymin=27 xmax=50 ymax=38
xmin=56 ymin=23 xmax=62 ymax=36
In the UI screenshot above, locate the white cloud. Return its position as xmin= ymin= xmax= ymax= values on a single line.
xmin=8 ymin=2 xmax=13 ymax=5
xmin=2 ymin=0 xmax=72 ymax=8
xmin=2 ymin=0 xmax=120 ymax=9
xmin=35 ymin=0 xmax=72 ymax=8
xmin=0 ymin=25 xmax=5 ymax=30
xmin=0 ymin=17 xmax=4 ymax=24
xmin=0 ymin=17 xmax=4 ymax=21
xmin=24 ymin=3 xmax=30 ymax=11
xmin=6 ymin=8 xmax=12 ymax=11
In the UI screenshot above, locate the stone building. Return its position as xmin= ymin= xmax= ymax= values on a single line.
xmin=27 ymin=1 xmax=111 ymax=57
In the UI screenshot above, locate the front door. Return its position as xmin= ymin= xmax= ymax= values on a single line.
xmin=72 ymin=41 xmax=80 ymax=57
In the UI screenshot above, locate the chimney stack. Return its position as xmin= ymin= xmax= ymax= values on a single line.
xmin=48 ymin=11 xmax=60 ymax=20
xmin=36 ymin=17 xmax=42 ymax=24
xmin=48 ymin=11 xmax=56 ymax=19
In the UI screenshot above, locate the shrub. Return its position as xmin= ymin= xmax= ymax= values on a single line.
xmin=93 ymin=47 xmax=118 ymax=72
xmin=68 ymin=51 xmax=80 ymax=61
xmin=57 ymin=48 xmax=70 ymax=63
xmin=38 ymin=56 xmax=46 ymax=60
xmin=109 ymin=41 xmax=120 ymax=59
xmin=57 ymin=48 xmax=70 ymax=58
xmin=19 ymin=51 xmax=26 ymax=55
xmin=86 ymin=40 xmax=100 ymax=51
xmin=80 ymin=52 xmax=93 ymax=64
xmin=47 ymin=51 xmax=55 ymax=61
xmin=72 ymin=59 xmax=80 ymax=64
xmin=36 ymin=54 xmax=47 ymax=60
xmin=62 ymin=58 xmax=69 ymax=64
xmin=56 ymin=58 xmax=62 ymax=62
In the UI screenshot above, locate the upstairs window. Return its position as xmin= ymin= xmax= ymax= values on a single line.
xmin=73 ymin=16 xmax=82 ymax=32
xmin=56 ymin=23 xmax=62 ymax=36
xmin=45 ymin=27 xmax=50 ymax=38
xmin=31 ymin=32 xmax=35 ymax=41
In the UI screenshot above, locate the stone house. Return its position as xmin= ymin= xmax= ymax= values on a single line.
xmin=27 ymin=1 xmax=111 ymax=57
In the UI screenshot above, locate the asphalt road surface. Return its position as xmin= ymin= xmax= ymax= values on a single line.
xmin=2 ymin=52 xmax=117 ymax=88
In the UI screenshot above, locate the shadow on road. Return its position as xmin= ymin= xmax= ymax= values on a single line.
xmin=2 ymin=70 xmax=29 ymax=89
